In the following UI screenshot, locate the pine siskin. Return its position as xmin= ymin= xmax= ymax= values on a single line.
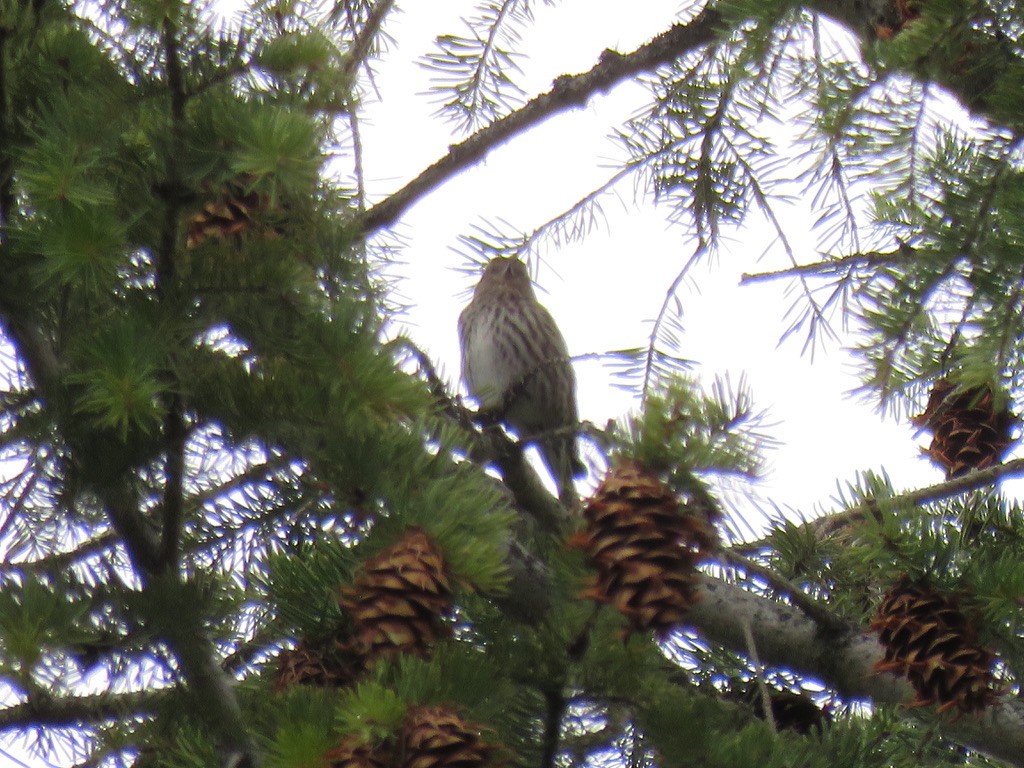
xmin=459 ymin=257 xmax=585 ymax=505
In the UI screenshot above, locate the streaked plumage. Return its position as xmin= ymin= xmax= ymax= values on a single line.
xmin=458 ymin=257 xmax=584 ymax=505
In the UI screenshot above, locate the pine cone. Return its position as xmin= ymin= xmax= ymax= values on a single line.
xmin=185 ymin=175 xmax=283 ymax=249
xmin=872 ymin=0 xmax=921 ymax=39
xmin=397 ymin=705 xmax=496 ymax=768
xmin=325 ymin=736 xmax=391 ymax=768
xmin=913 ymin=380 xmax=1014 ymax=478
xmin=871 ymin=577 xmax=999 ymax=714
xmin=339 ymin=527 xmax=453 ymax=667
xmin=747 ymin=688 xmax=829 ymax=734
xmin=273 ymin=637 xmax=360 ymax=691
xmin=570 ymin=460 xmax=718 ymax=637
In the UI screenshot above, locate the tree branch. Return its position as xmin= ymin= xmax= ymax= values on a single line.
xmin=477 ymin=531 xmax=1024 ymax=765
xmin=1 ymin=532 xmax=119 ymax=578
xmin=341 ymin=0 xmax=395 ymax=81
xmin=739 ymin=248 xmax=911 ymax=285
xmin=357 ymin=8 xmax=724 ymax=235
xmin=811 ymin=458 xmax=1024 ymax=540
xmin=0 ymin=690 xmax=162 ymax=730
xmin=688 ymin=577 xmax=1024 ymax=767
xmin=155 ymin=15 xmax=188 ymax=574
xmin=736 ymin=457 xmax=1024 ymax=554
xmin=66 ymin=25 xmax=261 ymax=768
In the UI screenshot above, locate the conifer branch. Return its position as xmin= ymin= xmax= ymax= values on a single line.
xmin=0 ymin=690 xmax=161 ymax=729
xmin=0 ymin=27 xmax=61 ymax=387
xmin=735 ymin=457 xmax=1024 ymax=553
xmin=688 ymin=577 xmax=1024 ymax=766
xmin=484 ymin=537 xmax=1024 ymax=763
xmin=341 ymin=0 xmax=395 ymax=80
xmin=739 ymin=248 xmax=910 ymax=284
xmin=811 ymin=458 xmax=1024 ymax=542
xmin=356 ymin=0 xmax=980 ymax=242
xmin=89 ymin=22 xmax=260 ymax=768
xmin=1 ymin=532 xmax=118 ymax=578
xmin=357 ymin=8 xmax=725 ymax=235
xmin=0 ymin=22 xmax=11 ymax=232
xmin=102 ymin=482 xmax=161 ymax=574
xmin=529 ymin=165 xmax=632 ymax=247
xmin=156 ymin=14 xmax=188 ymax=574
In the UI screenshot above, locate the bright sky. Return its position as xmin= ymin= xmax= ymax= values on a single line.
xmin=357 ymin=0 xmax=954 ymax=532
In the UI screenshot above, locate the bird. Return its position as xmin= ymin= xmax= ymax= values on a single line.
xmin=458 ymin=256 xmax=585 ymax=505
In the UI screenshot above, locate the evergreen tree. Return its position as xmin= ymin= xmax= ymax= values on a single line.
xmin=0 ymin=1 xmax=1023 ymax=767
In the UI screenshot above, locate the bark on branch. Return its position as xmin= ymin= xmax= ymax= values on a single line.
xmin=689 ymin=577 xmax=1024 ymax=767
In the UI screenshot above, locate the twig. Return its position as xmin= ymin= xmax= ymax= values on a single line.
xmin=739 ymin=249 xmax=909 ymax=285
xmin=644 ymin=239 xmax=706 ymax=403
xmin=357 ymin=9 xmax=724 ymax=235
xmin=741 ymin=618 xmax=776 ymax=734
xmin=721 ymin=550 xmax=846 ymax=635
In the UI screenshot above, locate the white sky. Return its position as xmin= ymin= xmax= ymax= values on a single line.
xmin=357 ymin=0 xmax=970 ymax=531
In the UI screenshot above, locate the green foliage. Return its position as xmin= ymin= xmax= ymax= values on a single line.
xmin=264 ymin=538 xmax=356 ymax=638
xmin=612 ymin=373 xmax=769 ymax=483
xmin=0 ymin=576 xmax=89 ymax=681
xmin=335 ymin=682 xmax=408 ymax=742
xmin=255 ymin=686 xmax=340 ymax=768
xmin=67 ymin=312 xmax=172 ymax=438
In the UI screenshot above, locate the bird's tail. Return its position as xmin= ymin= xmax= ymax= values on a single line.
xmin=539 ymin=437 xmax=585 ymax=509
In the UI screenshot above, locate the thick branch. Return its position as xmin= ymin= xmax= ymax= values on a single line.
xmin=357 ymin=8 xmax=724 ymax=235
xmin=96 ymin=466 xmax=254 ymax=763
xmin=476 ymin=425 xmax=572 ymax=533
xmin=103 ymin=480 xmax=162 ymax=573
xmin=488 ymin=534 xmax=1024 ymax=764
xmin=157 ymin=404 xmax=186 ymax=570
xmin=688 ymin=577 xmax=1024 ymax=766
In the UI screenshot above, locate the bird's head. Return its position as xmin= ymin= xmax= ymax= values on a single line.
xmin=477 ymin=257 xmax=534 ymax=297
